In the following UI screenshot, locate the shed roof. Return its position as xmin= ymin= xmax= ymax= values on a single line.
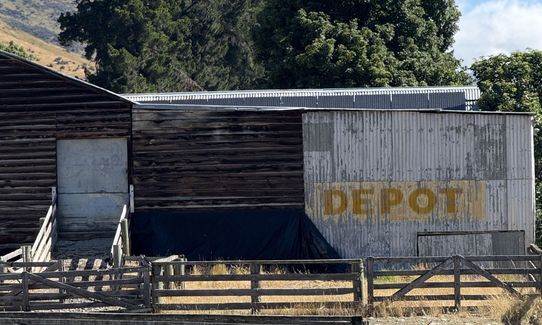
xmin=0 ymin=50 xmax=134 ymax=105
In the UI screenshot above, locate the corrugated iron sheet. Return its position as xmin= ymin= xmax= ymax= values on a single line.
xmin=123 ymin=86 xmax=480 ymax=111
xmin=303 ymin=111 xmax=535 ymax=257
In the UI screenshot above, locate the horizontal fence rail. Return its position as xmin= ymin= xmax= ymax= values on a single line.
xmin=0 ymin=265 xmax=150 ymax=312
xmin=367 ymin=255 xmax=542 ymax=312
xmin=150 ymin=257 xmax=364 ymax=313
xmin=0 ymin=254 xmax=540 ymax=314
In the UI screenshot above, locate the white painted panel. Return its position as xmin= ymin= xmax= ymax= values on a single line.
xmin=57 ymin=193 xmax=129 ymax=232
xmin=57 ymin=138 xmax=128 ymax=194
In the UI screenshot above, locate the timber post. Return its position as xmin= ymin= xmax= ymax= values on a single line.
xmin=352 ymin=260 xmax=363 ymax=304
xmin=151 ymin=263 xmax=161 ymax=311
xmin=142 ymin=266 xmax=152 ymax=309
xmin=366 ymin=257 xmax=374 ymax=315
xmin=250 ymin=263 xmax=261 ymax=314
xmin=120 ymin=218 xmax=130 ymax=256
xmin=21 ymin=272 xmax=29 ymax=311
xmin=21 ymin=245 xmax=32 ymax=272
xmin=453 ymin=255 xmax=461 ymax=311
xmin=174 ymin=256 xmax=186 ymax=289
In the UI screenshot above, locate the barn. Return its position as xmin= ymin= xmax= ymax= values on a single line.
xmin=0 ymin=50 xmax=131 ymax=256
xmin=0 ymin=50 xmax=535 ymax=260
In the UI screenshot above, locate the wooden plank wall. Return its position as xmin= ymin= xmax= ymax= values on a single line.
xmin=0 ymin=53 xmax=131 ymax=251
xmin=132 ymin=109 xmax=304 ymax=211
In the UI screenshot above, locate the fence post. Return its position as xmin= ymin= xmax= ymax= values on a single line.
xmin=22 ymin=272 xmax=29 ymax=311
xmin=142 ymin=266 xmax=152 ymax=309
xmin=22 ymin=245 xmax=32 ymax=272
xmin=351 ymin=260 xmax=363 ymax=304
xmin=453 ymin=255 xmax=461 ymax=311
xmin=250 ymin=263 xmax=261 ymax=314
xmin=539 ymin=255 xmax=542 ymax=298
xmin=58 ymin=259 xmax=66 ymax=304
xmin=174 ymin=256 xmax=186 ymax=289
xmin=151 ymin=263 xmax=162 ymax=311
xmin=121 ymin=218 xmax=131 ymax=256
xmin=366 ymin=257 xmax=374 ymax=314
xmin=0 ymin=257 xmax=5 ymax=283
xmin=165 ymin=263 xmax=174 ymax=289
xmin=112 ymin=244 xmax=122 ymax=269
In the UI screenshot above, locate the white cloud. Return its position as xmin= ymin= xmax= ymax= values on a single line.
xmin=454 ymin=0 xmax=542 ymax=67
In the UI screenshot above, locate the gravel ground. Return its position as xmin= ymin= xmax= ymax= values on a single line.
xmin=366 ymin=316 xmax=501 ymax=325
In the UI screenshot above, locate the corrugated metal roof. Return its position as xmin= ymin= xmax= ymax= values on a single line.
xmin=133 ymin=103 xmax=533 ymax=116
xmin=123 ymin=86 xmax=481 ymax=111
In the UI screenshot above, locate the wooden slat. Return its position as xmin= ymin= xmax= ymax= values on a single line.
xmin=27 ymin=273 xmax=140 ymax=309
xmin=155 ymin=288 xmax=354 ymax=297
xmin=132 ymin=108 xmax=303 ymax=210
xmin=155 ymin=301 xmax=359 ymax=311
xmin=156 ymin=273 xmax=358 ymax=282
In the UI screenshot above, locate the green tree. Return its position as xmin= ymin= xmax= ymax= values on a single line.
xmin=253 ymin=0 xmax=471 ymax=88
xmin=58 ymin=0 xmax=263 ymax=93
xmin=0 ymin=41 xmax=36 ymax=60
xmin=471 ymin=49 xmax=542 ymax=243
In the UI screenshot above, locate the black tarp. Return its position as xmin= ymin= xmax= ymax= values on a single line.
xmin=130 ymin=207 xmax=340 ymax=261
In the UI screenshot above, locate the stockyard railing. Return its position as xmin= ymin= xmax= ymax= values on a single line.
xmin=0 ymin=255 xmax=541 ymax=315
xmin=110 ymin=204 xmax=131 ymax=268
xmin=367 ymin=255 xmax=542 ymax=313
xmin=0 ymin=265 xmax=150 ymax=311
xmin=0 ymin=187 xmax=57 ymax=274
xmin=150 ymin=257 xmax=364 ymax=313
xmin=30 ymin=187 xmax=58 ymax=271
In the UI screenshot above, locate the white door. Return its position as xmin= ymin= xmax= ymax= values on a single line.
xmin=56 ymin=138 xmax=128 ymax=234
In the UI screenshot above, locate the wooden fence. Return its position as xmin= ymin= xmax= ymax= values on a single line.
xmin=30 ymin=187 xmax=57 ymax=271
xmin=0 ymin=187 xmax=57 ymax=274
xmin=0 ymin=264 xmax=150 ymax=312
xmin=367 ymin=255 xmax=542 ymax=311
xmin=110 ymin=200 xmax=132 ymax=268
xmin=0 ymin=255 xmax=541 ymax=314
xmin=150 ymin=257 xmax=364 ymax=313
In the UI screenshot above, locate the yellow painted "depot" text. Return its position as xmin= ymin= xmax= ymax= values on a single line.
xmin=309 ymin=181 xmax=486 ymax=221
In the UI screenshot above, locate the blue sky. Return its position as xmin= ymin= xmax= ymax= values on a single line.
xmin=453 ymin=0 xmax=542 ymax=66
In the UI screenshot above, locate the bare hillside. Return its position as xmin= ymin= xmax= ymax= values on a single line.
xmin=0 ymin=0 xmax=74 ymax=46
xmin=0 ymin=18 xmax=93 ymax=79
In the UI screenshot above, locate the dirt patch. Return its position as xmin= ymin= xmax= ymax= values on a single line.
xmin=366 ymin=315 xmax=501 ymax=325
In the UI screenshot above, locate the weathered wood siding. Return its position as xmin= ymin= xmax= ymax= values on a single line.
xmin=132 ymin=109 xmax=304 ymax=210
xmin=0 ymin=53 xmax=131 ymax=251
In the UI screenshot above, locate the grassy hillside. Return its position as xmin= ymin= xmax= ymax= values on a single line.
xmin=0 ymin=0 xmax=74 ymax=46
xmin=0 ymin=19 xmax=93 ymax=79
xmin=0 ymin=0 xmax=93 ymax=79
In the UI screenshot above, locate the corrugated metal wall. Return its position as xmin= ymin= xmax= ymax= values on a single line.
xmin=124 ymin=87 xmax=480 ymax=111
xmin=132 ymin=108 xmax=304 ymax=211
xmin=0 ymin=52 xmax=131 ymax=251
xmin=303 ymin=111 xmax=535 ymax=257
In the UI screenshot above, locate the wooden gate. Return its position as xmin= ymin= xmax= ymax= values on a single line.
xmin=367 ymin=255 xmax=541 ymax=310
xmin=0 ymin=266 xmax=150 ymax=311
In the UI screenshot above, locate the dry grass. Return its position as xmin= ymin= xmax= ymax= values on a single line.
xmin=159 ymin=263 xmax=540 ymax=319
xmin=0 ymin=18 xmax=93 ymax=78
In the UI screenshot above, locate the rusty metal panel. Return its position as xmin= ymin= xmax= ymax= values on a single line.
xmin=417 ymin=231 xmax=525 ymax=256
xmin=303 ymin=111 xmax=535 ymax=258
